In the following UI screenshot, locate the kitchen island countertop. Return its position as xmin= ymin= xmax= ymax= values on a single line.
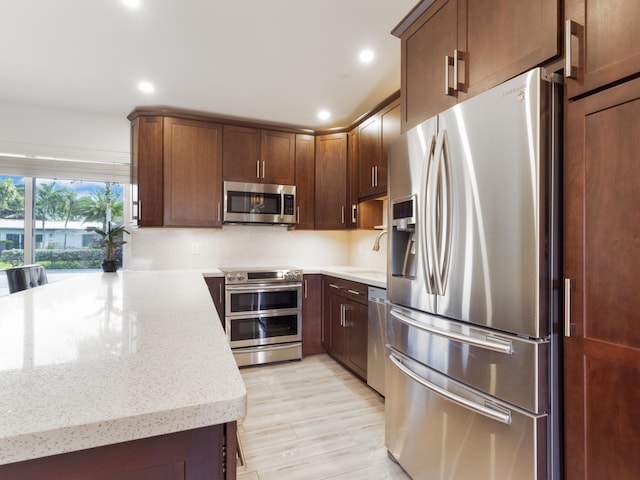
xmin=0 ymin=270 xmax=246 ymax=466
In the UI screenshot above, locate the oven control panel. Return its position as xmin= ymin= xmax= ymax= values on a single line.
xmin=222 ymin=268 xmax=303 ymax=284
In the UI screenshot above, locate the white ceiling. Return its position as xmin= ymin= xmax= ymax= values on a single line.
xmin=0 ymin=0 xmax=417 ymax=130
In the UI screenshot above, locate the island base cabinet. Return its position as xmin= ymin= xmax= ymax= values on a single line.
xmin=0 ymin=423 xmax=237 ymax=480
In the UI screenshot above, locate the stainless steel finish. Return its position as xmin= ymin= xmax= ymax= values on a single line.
xmin=340 ymin=303 xmax=346 ymax=327
xmin=329 ymin=283 xmax=341 ymax=290
xmin=217 ymin=202 xmax=221 ymax=222
xmin=347 ymin=289 xmax=361 ymax=296
xmin=220 ymin=266 xmax=303 ymax=284
xmin=371 ymin=166 xmax=375 ymax=187
xmin=262 ymin=160 xmax=266 ymax=179
xmin=389 ymin=352 xmax=511 ymax=425
xmin=374 ymin=165 xmax=379 ymax=186
xmin=341 ymin=205 xmax=345 ymax=224
xmin=296 ymin=205 xmax=300 ymax=224
xmin=256 ymin=160 xmax=260 ymax=178
xmin=564 ymin=278 xmax=572 ymax=337
xmin=388 ymin=306 xmax=549 ymax=413
xmin=219 ymin=283 xmax=223 ymax=304
xmin=388 ymin=116 xmax=438 ymax=314
xmin=372 ymin=229 xmax=387 ymax=251
xmin=386 ymin=68 xmax=562 ymax=480
xmin=390 ymin=308 xmax=513 ymax=355
xmin=304 ymin=279 xmax=308 ymax=298
xmin=223 ymin=181 xmax=296 ymax=225
xmin=385 ymin=347 xmax=548 ymax=480
xmin=221 ymin=266 xmax=303 ymax=365
xmin=367 ymin=287 xmax=389 ymax=396
xmin=351 ymin=204 xmax=357 ymax=223
xmin=565 ymin=19 xmax=579 ymax=79
xmin=233 ymin=342 xmax=302 ymax=367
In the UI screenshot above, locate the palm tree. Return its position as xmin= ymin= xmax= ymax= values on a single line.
xmin=78 ymin=183 xmax=124 ymax=230
xmin=59 ymin=188 xmax=81 ymax=248
xmin=34 ymin=182 xmax=60 ymax=247
xmin=0 ymin=177 xmax=24 ymax=219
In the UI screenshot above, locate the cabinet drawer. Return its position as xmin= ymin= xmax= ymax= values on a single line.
xmin=324 ymin=276 xmax=367 ymax=304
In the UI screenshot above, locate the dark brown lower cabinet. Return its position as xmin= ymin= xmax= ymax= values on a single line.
xmin=564 ymin=75 xmax=640 ymax=480
xmin=204 ymin=276 xmax=225 ymax=326
xmin=302 ymin=274 xmax=324 ymax=356
xmin=0 ymin=423 xmax=237 ymax=480
xmin=323 ymin=276 xmax=368 ymax=380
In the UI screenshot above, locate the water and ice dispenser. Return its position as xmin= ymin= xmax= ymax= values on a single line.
xmin=390 ymin=195 xmax=417 ymax=279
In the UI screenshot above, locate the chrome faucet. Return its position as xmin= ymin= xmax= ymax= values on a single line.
xmin=372 ymin=229 xmax=388 ymax=251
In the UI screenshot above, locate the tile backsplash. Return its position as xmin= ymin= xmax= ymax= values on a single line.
xmin=125 ymin=225 xmax=387 ymax=271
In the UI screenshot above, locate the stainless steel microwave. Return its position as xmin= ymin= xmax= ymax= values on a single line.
xmin=223 ymin=181 xmax=296 ymax=225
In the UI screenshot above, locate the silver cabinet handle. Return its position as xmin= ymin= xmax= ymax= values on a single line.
xmin=297 ymin=206 xmax=300 ymax=224
xmin=565 ymin=20 xmax=581 ymax=79
xmin=351 ymin=204 xmax=357 ymax=223
xmin=256 ymin=160 xmax=260 ymax=179
xmin=329 ymin=283 xmax=342 ymax=290
xmin=371 ymin=166 xmax=375 ymax=187
xmin=340 ymin=303 xmax=345 ymax=327
xmin=445 ymin=54 xmax=454 ymax=95
xmin=304 ymin=279 xmax=308 ymax=298
xmin=389 ymin=352 xmax=512 ymax=425
xmin=347 ymin=289 xmax=361 ymax=296
xmin=564 ymin=278 xmax=573 ymax=337
xmin=262 ymin=160 xmax=266 ymax=179
xmin=374 ymin=166 xmax=378 ymax=187
xmin=341 ymin=206 xmax=345 ymax=224
xmin=219 ymin=283 xmax=223 ymax=304
xmin=217 ymin=202 xmax=221 ymax=222
xmin=390 ymin=309 xmax=513 ymax=354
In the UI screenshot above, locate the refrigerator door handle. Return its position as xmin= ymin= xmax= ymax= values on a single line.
xmin=420 ymin=134 xmax=437 ymax=294
xmin=434 ymin=128 xmax=453 ymax=296
xmin=389 ymin=352 xmax=513 ymax=425
xmin=390 ymin=308 xmax=514 ymax=355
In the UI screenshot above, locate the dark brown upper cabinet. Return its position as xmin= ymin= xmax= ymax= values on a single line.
xmin=315 ymin=133 xmax=347 ymax=230
xmin=163 ymin=117 xmax=223 ymax=227
xmin=222 ymin=125 xmax=295 ymax=185
xmin=294 ymin=134 xmax=315 ymax=229
xmin=565 ymin=0 xmax=640 ymax=99
xmin=395 ymin=0 xmax=560 ymax=132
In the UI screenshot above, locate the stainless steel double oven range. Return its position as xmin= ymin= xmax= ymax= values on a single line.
xmin=220 ymin=267 xmax=303 ymax=367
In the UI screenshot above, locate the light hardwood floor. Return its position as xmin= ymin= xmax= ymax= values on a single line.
xmin=237 ymin=354 xmax=411 ymax=480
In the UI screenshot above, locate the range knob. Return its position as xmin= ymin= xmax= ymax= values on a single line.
xmin=225 ymin=273 xmax=236 ymax=282
xmin=236 ymin=273 xmax=246 ymax=282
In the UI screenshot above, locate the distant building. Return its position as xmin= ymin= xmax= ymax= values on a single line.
xmin=0 ymin=219 xmax=101 ymax=251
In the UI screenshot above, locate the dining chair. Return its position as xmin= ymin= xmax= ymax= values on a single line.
xmin=4 ymin=264 xmax=48 ymax=294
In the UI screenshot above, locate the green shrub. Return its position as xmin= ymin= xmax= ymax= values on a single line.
xmin=0 ymin=248 xmax=105 ymax=268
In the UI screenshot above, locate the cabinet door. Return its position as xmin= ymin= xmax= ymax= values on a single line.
xmin=345 ymin=299 xmax=368 ymax=380
xmin=131 ymin=116 xmax=163 ymax=227
xmin=400 ymin=0 xmax=458 ymax=132
xmin=204 ymin=276 xmax=225 ymax=326
xmin=347 ymin=128 xmax=359 ymax=229
xmin=222 ymin=125 xmax=261 ymax=183
xmin=566 ymin=0 xmax=640 ymax=99
xmin=325 ymin=291 xmax=347 ymax=363
xmin=295 ymin=134 xmax=315 ymax=229
xmin=462 ymin=0 xmax=560 ymax=98
xmin=260 ymin=130 xmax=295 ymax=185
xmin=564 ymin=77 xmax=640 ymax=480
xmin=379 ymin=98 xmax=401 ymax=195
xmin=302 ymin=274 xmax=324 ymax=356
xmin=163 ymin=118 xmax=223 ymax=227
xmin=315 ymin=133 xmax=347 ymax=229
xmin=357 ymin=114 xmax=381 ymax=199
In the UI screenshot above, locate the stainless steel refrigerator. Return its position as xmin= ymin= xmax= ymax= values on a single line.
xmin=385 ymin=68 xmax=562 ymax=480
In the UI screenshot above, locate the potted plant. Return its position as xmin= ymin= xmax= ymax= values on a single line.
xmin=85 ymin=222 xmax=130 ymax=272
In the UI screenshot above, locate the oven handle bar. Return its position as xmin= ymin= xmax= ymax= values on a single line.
xmin=226 ymin=282 xmax=302 ymax=293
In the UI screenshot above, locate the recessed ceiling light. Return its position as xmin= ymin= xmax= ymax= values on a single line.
xmin=122 ymin=0 xmax=141 ymax=7
xmin=359 ymin=49 xmax=375 ymax=63
xmin=318 ymin=110 xmax=331 ymax=121
xmin=137 ymin=81 xmax=155 ymax=94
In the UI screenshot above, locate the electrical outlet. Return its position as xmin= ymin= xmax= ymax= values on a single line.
xmin=191 ymin=242 xmax=200 ymax=255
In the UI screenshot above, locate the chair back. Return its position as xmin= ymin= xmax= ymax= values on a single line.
xmin=5 ymin=264 xmax=48 ymax=294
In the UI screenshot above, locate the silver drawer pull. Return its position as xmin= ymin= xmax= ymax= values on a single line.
xmin=389 ymin=353 xmax=512 ymax=425
xmin=390 ymin=309 xmax=513 ymax=355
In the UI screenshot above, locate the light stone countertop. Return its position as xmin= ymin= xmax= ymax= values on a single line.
xmin=0 ymin=270 xmax=246 ymax=466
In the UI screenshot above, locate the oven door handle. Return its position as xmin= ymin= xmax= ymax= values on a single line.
xmin=226 ymin=283 xmax=302 ymax=293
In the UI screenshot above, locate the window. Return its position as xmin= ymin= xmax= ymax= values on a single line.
xmin=0 ymin=175 xmax=126 ymax=297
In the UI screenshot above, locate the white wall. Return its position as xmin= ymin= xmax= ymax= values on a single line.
xmin=126 ymin=225 xmax=388 ymax=271
xmin=0 ymin=101 xmax=129 ymax=163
